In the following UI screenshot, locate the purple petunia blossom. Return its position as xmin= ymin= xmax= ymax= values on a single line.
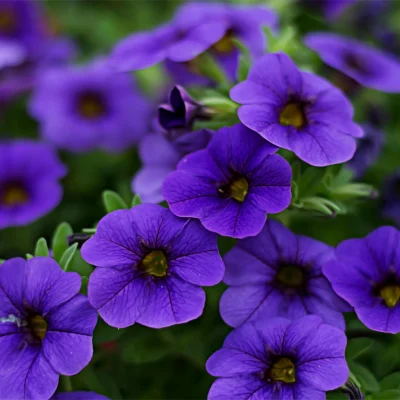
xmin=162 ymin=124 xmax=292 ymax=239
xmin=52 ymin=392 xmax=109 ymax=400
xmin=133 ymin=129 xmax=212 ymax=203
xmin=81 ymin=204 xmax=224 ymax=329
xmin=305 ymin=33 xmax=400 ymax=93
xmin=109 ymin=2 xmax=230 ymax=71
xmin=382 ymin=171 xmax=400 ymax=227
xmin=230 ymin=53 xmax=363 ymax=167
xmin=163 ymin=3 xmax=278 ymax=84
xmin=206 ymin=315 xmax=349 ymax=400
xmin=0 ymin=0 xmax=75 ymax=103
xmin=0 ymin=140 xmax=66 ymax=229
xmin=324 ymin=226 xmax=400 ymax=334
xmin=0 ymin=257 xmax=97 ymax=399
xmin=220 ymin=219 xmax=350 ymax=329
xmin=347 ymin=123 xmax=383 ymax=179
xmin=29 ymin=61 xmax=150 ymax=153
xmin=303 ymin=0 xmax=358 ymax=20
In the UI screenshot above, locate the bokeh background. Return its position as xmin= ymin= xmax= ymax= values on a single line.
xmin=1 ymin=0 xmax=400 ymax=398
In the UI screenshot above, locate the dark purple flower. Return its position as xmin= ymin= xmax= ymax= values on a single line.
xmin=324 ymin=226 xmax=400 ymax=333
xmin=163 ymin=3 xmax=278 ymax=84
xmin=81 ymin=204 xmax=224 ymax=329
xmin=133 ymin=129 xmax=212 ymax=203
xmin=0 ymin=0 xmax=75 ymax=103
xmin=0 ymin=257 xmax=97 ymax=399
xmin=162 ymin=124 xmax=292 ymax=239
xmin=109 ymin=2 xmax=230 ymax=71
xmin=303 ymin=0 xmax=358 ymax=20
xmin=305 ymin=33 xmax=400 ymax=93
xmin=230 ymin=53 xmax=362 ymax=167
xmin=52 ymin=392 xmax=109 ymax=400
xmin=29 ymin=61 xmax=150 ymax=152
xmin=0 ymin=140 xmax=66 ymax=229
xmin=158 ymin=85 xmax=210 ymax=139
xmin=382 ymin=171 xmax=400 ymax=227
xmin=220 ymin=219 xmax=350 ymax=329
xmin=347 ymin=123 xmax=383 ymax=179
xmin=206 ymin=315 xmax=349 ymax=399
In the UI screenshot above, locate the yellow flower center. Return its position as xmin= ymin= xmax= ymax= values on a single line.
xmin=279 ymin=102 xmax=305 ymax=129
xmin=211 ymin=32 xmax=235 ymax=54
xmin=218 ymin=177 xmax=249 ymax=202
xmin=380 ymin=285 xmax=400 ymax=308
xmin=140 ymin=250 xmax=168 ymax=277
xmin=0 ymin=9 xmax=16 ymax=33
xmin=78 ymin=93 xmax=105 ymax=119
xmin=277 ymin=266 xmax=304 ymax=288
xmin=1 ymin=184 xmax=28 ymax=207
xmin=269 ymin=358 xmax=296 ymax=383
xmin=28 ymin=315 xmax=47 ymax=340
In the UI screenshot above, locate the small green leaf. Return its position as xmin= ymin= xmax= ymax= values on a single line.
xmin=102 ymin=190 xmax=128 ymax=213
xmin=26 ymin=253 xmax=34 ymax=260
xmin=52 ymin=222 xmax=73 ymax=262
xmin=380 ymin=373 xmax=400 ymax=391
xmin=350 ymin=362 xmax=380 ymax=393
xmin=34 ymin=238 xmax=49 ymax=257
xmin=131 ymin=194 xmax=142 ymax=207
xmin=346 ymin=338 xmax=374 ymax=360
xmin=368 ymin=390 xmax=400 ymax=400
xmin=192 ymin=52 xmax=230 ymax=87
xmin=0 ymin=259 xmax=5 ymax=265
xmin=232 ymin=38 xmax=251 ymax=81
xmin=59 ymin=243 xmax=78 ymax=271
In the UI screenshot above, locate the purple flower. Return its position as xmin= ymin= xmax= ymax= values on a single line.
xmin=162 ymin=124 xmax=292 ymax=239
xmin=109 ymin=2 xmax=230 ymax=71
xmin=158 ymin=85 xmax=210 ymax=139
xmin=0 ymin=140 xmax=66 ymax=229
xmin=304 ymin=33 xmax=400 ymax=93
xmin=206 ymin=315 xmax=349 ymax=399
xmin=0 ymin=0 xmax=75 ymax=102
xmin=382 ymin=171 xmax=400 ymax=227
xmin=230 ymin=53 xmax=362 ymax=167
xmin=347 ymin=123 xmax=383 ymax=179
xmin=29 ymin=61 xmax=150 ymax=152
xmin=163 ymin=3 xmax=278 ymax=84
xmin=303 ymin=0 xmax=358 ymax=20
xmin=324 ymin=226 xmax=400 ymax=333
xmin=133 ymin=129 xmax=212 ymax=203
xmin=220 ymin=219 xmax=350 ymax=329
xmin=81 ymin=204 xmax=224 ymax=329
xmin=0 ymin=257 xmax=97 ymax=399
xmin=52 ymin=392 xmax=109 ymax=400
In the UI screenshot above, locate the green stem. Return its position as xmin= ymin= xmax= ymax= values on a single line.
xmin=61 ymin=375 xmax=73 ymax=392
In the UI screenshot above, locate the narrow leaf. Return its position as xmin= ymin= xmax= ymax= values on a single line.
xmin=52 ymin=222 xmax=73 ymax=262
xmin=102 ymin=190 xmax=128 ymax=213
xmin=60 ymin=243 xmax=78 ymax=271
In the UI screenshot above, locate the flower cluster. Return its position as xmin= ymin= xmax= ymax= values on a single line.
xmin=3 ymin=0 xmax=400 ymax=399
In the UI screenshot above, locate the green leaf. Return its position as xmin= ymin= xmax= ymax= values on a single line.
xmin=131 ymin=194 xmax=142 ymax=207
xmin=191 ymin=52 xmax=230 ymax=87
xmin=232 ymin=38 xmax=251 ymax=81
xmin=102 ymin=190 xmax=128 ymax=213
xmin=80 ymin=276 xmax=88 ymax=295
xmin=368 ymin=390 xmax=400 ymax=400
xmin=380 ymin=373 xmax=400 ymax=391
xmin=93 ymin=319 xmax=124 ymax=345
xmin=298 ymin=167 xmax=326 ymax=197
xmin=0 ymin=259 xmax=5 ymax=265
xmin=346 ymin=338 xmax=374 ymax=360
xmin=375 ymin=344 xmax=400 ymax=378
xmin=52 ymin=222 xmax=73 ymax=262
xmin=350 ymin=362 xmax=380 ymax=393
xmin=59 ymin=243 xmax=78 ymax=271
xmin=34 ymin=238 xmax=49 ymax=257
xmin=67 ymin=250 xmax=93 ymax=277
xmin=326 ymin=390 xmax=347 ymax=400
xmin=26 ymin=253 xmax=34 ymax=260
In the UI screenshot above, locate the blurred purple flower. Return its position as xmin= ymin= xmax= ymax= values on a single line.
xmin=132 ymin=129 xmax=212 ymax=203
xmin=220 ymin=219 xmax=350 ymax=329
xmin=304 ymin=0 xmax=358 ymax=20
xmin=0 ymin=257 xmax=97 ymax=399
xmin=206 ymin=315 xmax=349 ymax=399
xmin=81 ymin=204 xmax=224 ymax=329
xmin=164 ymin=3 xmax=278 ymax=84
xmin=305 ymin=33 xmax=400 ymax=93
xmin=52 ymin=392 xmax=109 ymax=400
xmin=231 ymin=53 xmax=363 ymax=166
xmin=0 ymin=140 xmax=66 ymax=229
xmin=29 ymin=61 xmax=151 ymax=153
xmin=0 ymin=0 xmax=75 ymax=103
xmin=163 ymin=124 xmax=292 ymax=239
xmin=382 ymin=171 xmax=400 ymax=227
xmin=347 ymin=123 xmax=383 ymax=179
xmin=324 ymin=226 xmax=400 ymax=333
